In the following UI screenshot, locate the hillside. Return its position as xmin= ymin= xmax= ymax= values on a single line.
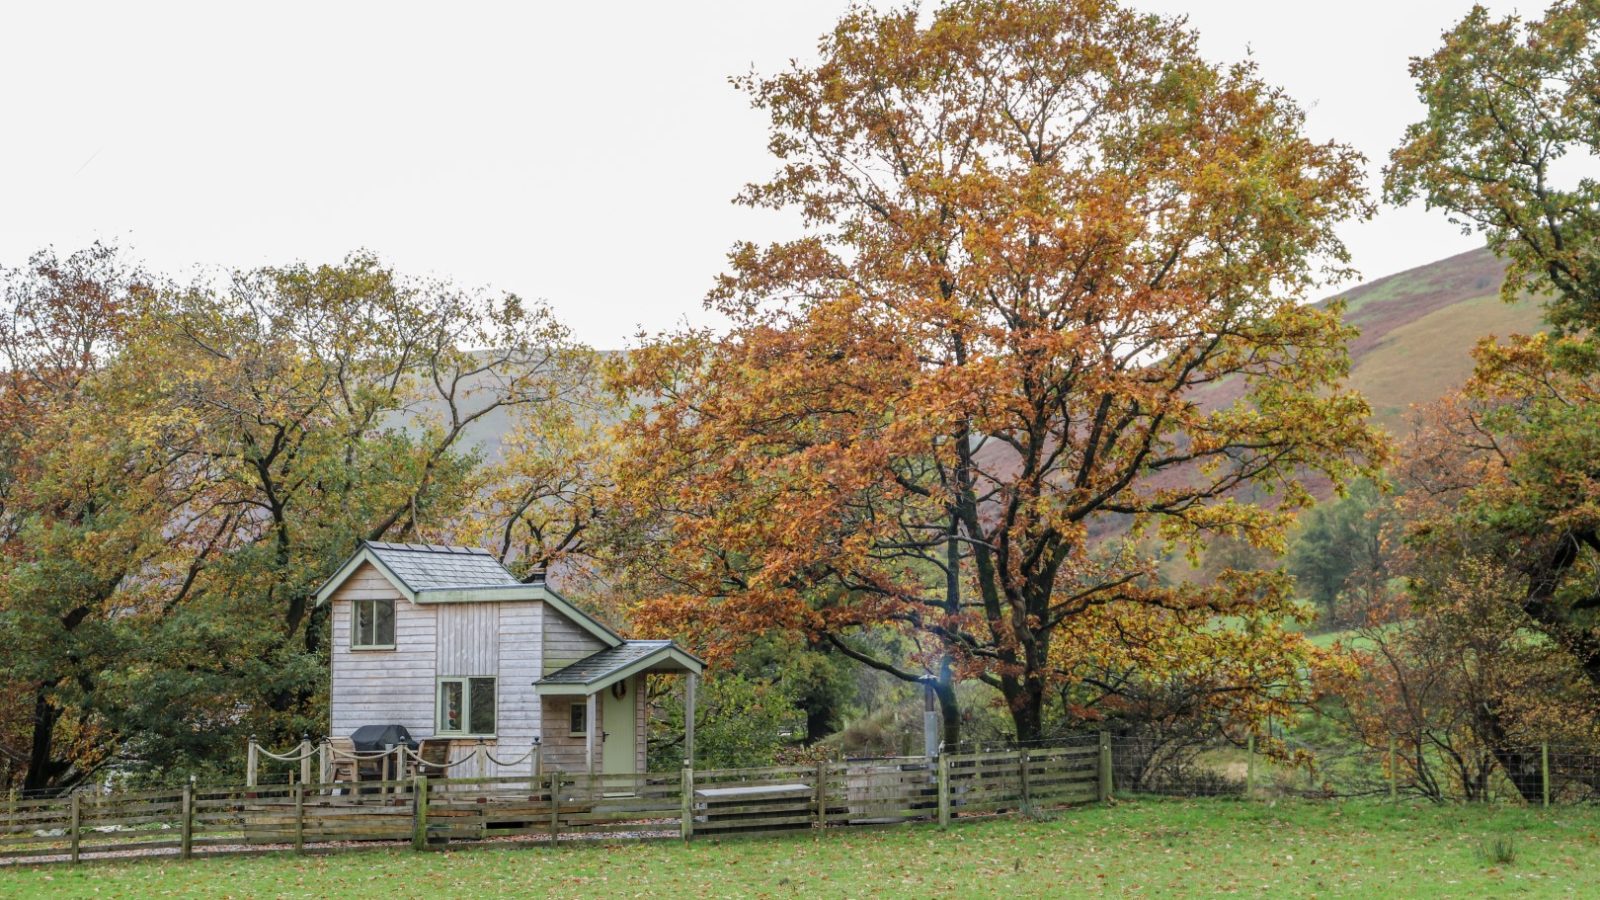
xmin=444 ymin=248 xmax=1544 ymax=467
xmin=1326 ymin=246 xmax=1543 ymax=431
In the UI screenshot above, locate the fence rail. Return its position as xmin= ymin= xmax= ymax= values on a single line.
xmin=0 ymin=742 xmax=1106 ymax=867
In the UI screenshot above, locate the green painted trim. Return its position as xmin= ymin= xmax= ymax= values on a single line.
xmin=534 ymin=645 xmax=704 ymax=695
xmin=350 ymin=596 xmax=397 ymax=650
xmin=435 ymin=675 xmax=498 ymax=739
xmin=314 ymin=548 xmax=417 ymax=605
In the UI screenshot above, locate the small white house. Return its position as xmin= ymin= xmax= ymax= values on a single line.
xmin=314 ymin=541 xmax=703 ymax=776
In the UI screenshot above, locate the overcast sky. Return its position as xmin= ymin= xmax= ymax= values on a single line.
xmin=0 ymin=1 xmax=1526 ymax=347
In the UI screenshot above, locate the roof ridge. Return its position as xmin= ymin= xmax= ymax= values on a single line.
xmin=362 ymin=540 xmax=491 ymax=556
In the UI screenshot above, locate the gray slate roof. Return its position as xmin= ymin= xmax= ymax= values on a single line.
xmin=364 ymin=541 xmax=521 ymax=592
xmin=539 ymin=640 xmax=677 ymax=685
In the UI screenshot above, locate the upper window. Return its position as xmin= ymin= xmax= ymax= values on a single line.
xmin=438 ymin=677 xmax=496 ymax=736
xmin=352 ymin=597 xmax=395 ymax=649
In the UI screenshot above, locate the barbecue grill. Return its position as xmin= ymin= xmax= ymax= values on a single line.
xmin=349 ymin=724 xmax=418 ymax=753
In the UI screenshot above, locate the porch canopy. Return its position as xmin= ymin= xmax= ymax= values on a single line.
xmin=535 ymin=639 xmax=705 ymax=772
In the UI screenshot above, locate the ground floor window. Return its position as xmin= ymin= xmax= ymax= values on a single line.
xmin=437 ymin=676 xmax=496 ymax=736
xmin=569 ymin=701 xmax=587 ymax=736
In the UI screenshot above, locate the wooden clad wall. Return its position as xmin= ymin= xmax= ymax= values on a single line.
xmin=329 ymin=563 xmax=437 ymax=738
xmin=492 ymin=601 xmax=542 ymax=776
xmin=541 ymin=611 xmax=606 ymax=675
xmin=436 ymin=603 xmax=498 ymax=676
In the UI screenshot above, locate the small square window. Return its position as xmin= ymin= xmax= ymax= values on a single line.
xmin=352 ymin=597 xmax=395 ymax=649
xmin=569 ymin=702 xmax=587 ymax=736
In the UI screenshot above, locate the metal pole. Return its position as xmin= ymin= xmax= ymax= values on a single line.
xmin=1388 ymin=736 xmax=1397 ymax=802
xmin=1245 ymin=734 xmax=1255 ymax=798
xmin=1097 ymin=731 xmax=1113 ymax=803
xmin=1542 ymin=742 xmax=1550 ymax=809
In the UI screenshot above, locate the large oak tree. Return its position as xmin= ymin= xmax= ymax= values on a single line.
xmin=617 ymin=0 xmax=1381 ymax=742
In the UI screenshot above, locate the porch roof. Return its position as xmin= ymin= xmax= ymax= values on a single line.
xmin=534 ymin=640 xmax=704 ymax=695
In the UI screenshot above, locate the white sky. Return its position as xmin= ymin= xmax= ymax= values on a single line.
xmin=0 ymin=1 xmax=1526 ymax=348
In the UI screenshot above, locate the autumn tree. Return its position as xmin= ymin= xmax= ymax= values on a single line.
xmin=0 ymin=245 xmax=175 ymax=791
xmin=1386 ymin=0 xmax=1600 ymax=334
xmin=1384 ymin=1 xmax=1600 ymax=736
xmin=0 ymin=249 xmax=593 ymax=788
xmin=617 ymin=0 xmax=1381 ymax=743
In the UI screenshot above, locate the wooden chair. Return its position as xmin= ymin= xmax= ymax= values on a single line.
xmin=414 ymin=739 xmax=452 ymax=779
xmin=326 ymin=737 xmax=359 ymax=785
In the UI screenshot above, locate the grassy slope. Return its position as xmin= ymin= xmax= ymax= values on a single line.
xmin=1333 ymin=249 xmax=1544 ymax=433
xmin=5 ymin=799 xmax=1598 ymax=898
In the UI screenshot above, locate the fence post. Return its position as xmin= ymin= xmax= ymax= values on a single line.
xmin=1542 ymin=742 xmax=1550 ymax=809
xmin=548 ymin=770 xmax=562 ymax=844
xmin=680 ymin=764 xmax=694 ymax=842
xmin=533 ymin=739 xmax=542 ymax=778
xmin=300 ymin=735 xmax=312 ymax=788
xmin=412 ymin=775 xmax=429 ymax=851
xmin=293 ymin=783 xmax=305 ymax=853
xmin=475 ymin=739 xmax=487 ymax=780
xmin=69 ymin=793 xmax=81 ymax=864
xmin=1388 ymin=736 xmax=1397 ymax=802
xmin=1018 ymin=749 xmax=1032 ymax=815
xmin=814 ymin=761 xmax=827 ymax=830
xmin=246 ymin=737 xmax=258 ymax=789
xmin=1245 ymin=734 xmax=1255 ymax=798
xmin=937 ymin=751 xmax=951 ymax=829
xmin=1097 ymin=731 xmax=1112 ymax=803
xmin=181 ymin=782 xmax=195 ymax=859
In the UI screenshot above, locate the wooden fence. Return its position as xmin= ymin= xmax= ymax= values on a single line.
xmin=1 ymin=738 xmax=1111 ymax=867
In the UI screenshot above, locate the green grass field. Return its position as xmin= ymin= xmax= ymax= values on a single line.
xmin=4 ymin=798 xmax=1598 ymax=898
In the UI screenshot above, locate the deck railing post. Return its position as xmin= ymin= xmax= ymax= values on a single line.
xmin=69 ymin=793 xmax=81 ymax=864
xmin=246 ymin=736 xmax=258 ymax=789
xmin=300 ymin=734 xmax=313 ymax=788
xmin=680 ymin=764 xmax=694 ymax=842
xmin=319 ymin=738 xmax=331 ymax=787
xmin=413 ymin=775 xmax=429 ymax=851
xmin=181 ymin=782 xmax=195 ymax=859
xmin=937 ymin=750 xmax=951 ymax=829
xmin=1097 ymin=731 xmax=1113 ymax=803
xmin=475 ymin=739 xmax=487 ymax=779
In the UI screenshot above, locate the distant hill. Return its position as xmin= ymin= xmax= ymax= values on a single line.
xmin=1326 ymin=247 xmax=1543 ymax=431
xmin=446 ymin=248 xmax=1544 ymax=467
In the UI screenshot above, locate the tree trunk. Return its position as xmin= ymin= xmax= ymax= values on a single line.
xmin=1004 ymin=674 xmax=1046 ymax=744
xmin=933 ymin=668 xmax=961 ymax=749
xmin=23 ymin=687 xmax=67 ymax=794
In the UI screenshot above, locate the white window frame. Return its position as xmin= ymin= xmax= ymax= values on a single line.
xmin=351 ymin=597 xmax=395 ymax=650
xmin=436 ymin=676 xmax=497 ymax=738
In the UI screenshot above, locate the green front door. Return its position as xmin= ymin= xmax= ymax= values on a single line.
xmin=601 ymin=677 xmax=637 ymax=774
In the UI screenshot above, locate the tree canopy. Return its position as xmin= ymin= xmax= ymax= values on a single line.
xmin=615 ymin=0 xmax=1383 ymax=742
